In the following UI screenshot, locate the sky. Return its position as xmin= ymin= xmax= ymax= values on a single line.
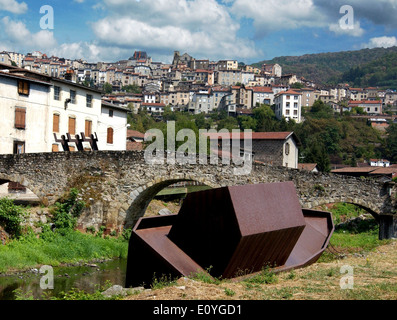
xmin=1 ymin=0 xmax=397 ymax=65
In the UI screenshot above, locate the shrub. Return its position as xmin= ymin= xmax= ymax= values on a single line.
xmin=51 ymin=188 xmax=85 ymax=232
xmin=0 ymin=198 xmax=27 ymax=238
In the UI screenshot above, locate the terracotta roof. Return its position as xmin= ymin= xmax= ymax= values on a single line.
xmin=369 ymin=167 xmax=397 ymax=175
xmin=349 ymin=100 xmax=382 ymax=105
xmin=331 ymin=167 xmax=377 ymax=173
xmin=127 ymin=129 xmax=145 ymax=139
xmin=141 ymin=102 xmax=166 ymax=107
xmin=298 ymin=163 xmax=318 ymax=171
xmin=275 ymin=89 xmax=302 ymax=96
xmin=203 ymin=131 xmax=295 ymax=141
xmin=248 ymin=86 xmax=273 ymax=93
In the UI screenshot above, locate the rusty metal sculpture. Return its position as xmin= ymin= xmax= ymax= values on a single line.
xmin=125 ymin=182 xmax=334 ymax=288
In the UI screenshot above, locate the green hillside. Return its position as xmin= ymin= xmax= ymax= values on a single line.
xmin=340 ymin=51 xmax=397 ymax=89
xmin=253 ymin=46 xmax=397 ymax=86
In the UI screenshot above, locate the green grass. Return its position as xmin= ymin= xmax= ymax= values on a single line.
xmin=0 ymin=230 xmax=129 ymax=273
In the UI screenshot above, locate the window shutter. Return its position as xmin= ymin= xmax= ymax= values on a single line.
xmin=52 ymin=144 xmax=59 ymax=152
xmin=15 ymin=108 xmax=26 ymax=129
xmin=107 ymin=127 xmax=114 ymax=144
xmin=68 ymin=117 xmax=76 ymax=135
xmin=53 ymin=114 xmax=60 ymax=133
xmin=18 ymin=81 xmax=29 ymax=95
xmin=85 ymin=120 xmax=92 ymax=136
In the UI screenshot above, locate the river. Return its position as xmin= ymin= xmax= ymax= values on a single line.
xmin=0 ymin=258 xmax=127 ymax=300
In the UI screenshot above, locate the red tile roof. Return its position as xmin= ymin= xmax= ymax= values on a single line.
xmin=203 ymin=131 xmax=295 ymax=141
xmin=298 ymin=163 xmax=318 ymax=171
xmin=127 ymin=130 xmax=145 ymax=139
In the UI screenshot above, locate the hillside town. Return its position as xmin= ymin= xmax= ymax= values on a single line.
xmin=1 ymin=49 xmax=396 ymax=173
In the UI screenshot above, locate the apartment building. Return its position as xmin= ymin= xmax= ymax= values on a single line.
xmin=217 ymin=60 xmax=239 ymax=71
xmin=274 ymin=89 xmax=302 ymax=123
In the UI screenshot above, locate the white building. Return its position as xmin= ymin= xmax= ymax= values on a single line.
xmin=274 ymin=89 xmax=302 ymax=123
xmin=0 ymin=63 xmax=128 ymax=154
xmin=0 ymin=67 xmax=52 ymax=154
xmin=189 ymin=90 xmax=213 ymax=114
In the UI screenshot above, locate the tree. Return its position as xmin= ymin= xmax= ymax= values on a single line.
xmin=122 ymin=84 xmax=142 ymax=94
xmin=253 ymin=104 xmax=276 ymax=131
xmin=237 ymin=115 xmax=257 ymax=131
xmin=308 ymin=99 xmax=334 ymax=119
xmin=304 ymin=142 xmax=331 ymax=172
xmin=386 ymin=123 xmax=397 ymax=163
xmin=103 ymin=82 xmax=113 ymax=94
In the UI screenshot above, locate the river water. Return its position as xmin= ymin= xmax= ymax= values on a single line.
xmin=0 ymin=258 xmax=127 ymax=300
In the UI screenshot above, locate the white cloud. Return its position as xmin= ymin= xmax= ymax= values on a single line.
xmin=229 ymin=0 xmax=328 ymax=37
xmin=329 ymin=21 xmax=365 ymax=37
xmin=1 ymin=17 xmax=57 ymax=52
xmin=0 ymin=0 xmax=27 ymax=14
xmin=362 ymin=36 xmax=397 ymax=49
xmin=48 ymin=41 xmax=132 ymax=62
xmin=92 ymin=0 xmax=261 ymax=60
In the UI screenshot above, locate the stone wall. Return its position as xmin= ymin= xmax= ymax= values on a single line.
xmin=0 ymin=151 xmax=394 ymax=237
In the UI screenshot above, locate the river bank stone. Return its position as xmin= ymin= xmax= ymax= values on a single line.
xmin=101 ymin=285 xmax=145 ymax=298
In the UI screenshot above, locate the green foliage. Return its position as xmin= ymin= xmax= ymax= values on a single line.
xmin=340 ymin=51 xmax=397 ymax=89
xmin=150 ymin=273 xmax=178 ymax=290
xmin=307 ymin=100 xmax=334 ymax=119
xmin=244 ymin=266 xmax=278 ymax=285
xmin=0 ymin=198 xmax=27 ymax=238
xmin=385 ymin=123 xmax=397 ymax=163
xmin=224 ymin=288 xmax=236 ymax=297
xmin=0 ymin=230 xmax=129 ymax=273
xmin=103 ymin=82 xmax=113 ymax=94
xmin=51 ymin=188 xmax=85 ymax=233
xmin=252 ymin=46 xmax=397 ymax=85
xmin=121 ymin=84 xmax=142 ymax=94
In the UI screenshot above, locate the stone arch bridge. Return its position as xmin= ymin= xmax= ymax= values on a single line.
xmin=0 ymin=151 xmax=396 ymax=239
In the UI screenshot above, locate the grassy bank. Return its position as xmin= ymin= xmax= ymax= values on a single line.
xmin=0 ymin=230 xmax=129 ymax=274
xmin=0 ymin=190 xmax=130 ymax=274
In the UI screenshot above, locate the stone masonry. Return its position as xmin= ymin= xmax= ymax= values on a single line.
xmin=0 ymin=151 xmax=395 ymax=239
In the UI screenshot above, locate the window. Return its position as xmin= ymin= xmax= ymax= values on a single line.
xmin=15 ymin=107 xmax=26 ymax=129
xmin=13 ymin=141 xmax=25 ymax=154
xmin=54 ymin=86 xmax=61 ymax=101
xmin=53 ymin=114 xmax=60 ymax=133
xmin=70 ymin=90 xmax=76 ymax=104
xmin=109 ymin=109 xmax=114 ymax=118
xmin=107 ymin=127 xmax=114 ymax=144
xmin=68 ymin=117 xmax=76 ymax=135
xmin=285 ymin=143 xmax=290 ymax=155
xmin=86 ymin=94 xmax=93 ymax=108
xmin=85 ymin=120 xmax=92 ymax=136
xmin=294 ymin=96 xmax=298 ymax=100
xmin=294 ymin=103 xmax=298 ymax=108
xmin=18 ymin=80 xmax=30 ymax=96
xmin=286 ymin=95 xmax=290 ymax=100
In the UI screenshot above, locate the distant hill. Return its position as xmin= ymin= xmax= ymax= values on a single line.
xmin=252 ymin=46 xmax=397 ymax=87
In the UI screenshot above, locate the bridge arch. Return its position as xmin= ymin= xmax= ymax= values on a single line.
xmin=303 ymin=197 xmax=381 ymax=221
xmin=124 ymin=175 xmax=221 ymax=228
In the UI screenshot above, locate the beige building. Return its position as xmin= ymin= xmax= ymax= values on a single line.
xmin=217 ymin=60 xmax=239 ymax=71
